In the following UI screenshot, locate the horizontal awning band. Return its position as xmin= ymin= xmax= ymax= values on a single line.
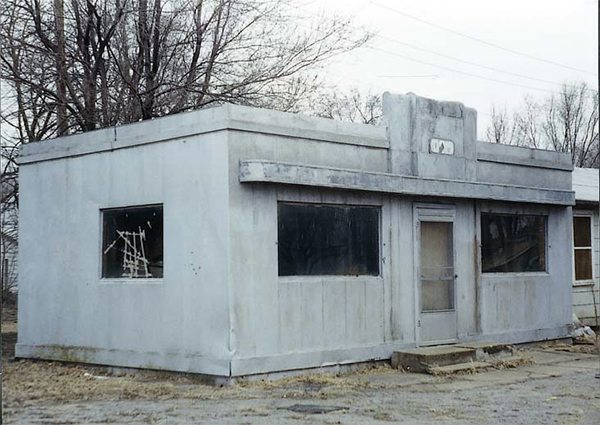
xmin=239 ymin=160 xmax=575 ymax=206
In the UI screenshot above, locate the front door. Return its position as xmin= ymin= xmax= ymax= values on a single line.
xmin=415 ymin=207 xmax=458 ymax=345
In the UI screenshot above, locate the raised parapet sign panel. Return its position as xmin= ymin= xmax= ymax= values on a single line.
xmin=430 ymin=138 xmax=455 ymax=155
xmin=383 ymin=92 xmax=477 ymax=180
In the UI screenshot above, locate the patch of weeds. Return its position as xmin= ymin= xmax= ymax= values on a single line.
xmin=239 ymin=406 xmax=271 ymax=417
xmin=429 ymin=407 xmax=473 ymax=421
xmin=492 ymin=354 xmax=535 ymax=370
xmin=373 ymin=411 xmax=395 ymax=421
xmin=557 ymin=393 xmax=592 ymax=400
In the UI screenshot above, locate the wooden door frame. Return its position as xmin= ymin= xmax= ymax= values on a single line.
xmin=413 ymin=203 xmax=457 ymax=347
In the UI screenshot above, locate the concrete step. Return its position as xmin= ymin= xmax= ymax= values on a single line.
xmin=392 ymin=342 xmax=515 ymax=374
xmin=455 ymin=342 xmax=514 ymax=361
xmin=427 ymin=361 xmax=494 ymax=376
xmin=392 ymin=346 xmax=476 ymax=373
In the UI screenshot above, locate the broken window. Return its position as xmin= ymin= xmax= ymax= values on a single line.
xmin=277 ymin=203 xmax=380 ymax=276
xmin=573 ymin=215 xmax=593 ymax=281
xmin=102 ymin=205 xmax=163 ymax=279
xmin=481 ymin=213 xmax=546 ymax=273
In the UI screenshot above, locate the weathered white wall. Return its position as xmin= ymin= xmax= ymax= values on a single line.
xmin=476 ymin=142 xmax=573 ymax=191
xmin=478 ymin=202 xmax=573 ymax=340
xmin=226 ymin=94 xmax=573 ymax=375
xmin=17 ymin=132 xmax=232 ymax=375
xmin=225 ymin=120 xmax=393 ymax=374
xmin=228 ymin=166 xmax=570 ymax=375
xmin=227 ymin=185 xmax=393 ymax=374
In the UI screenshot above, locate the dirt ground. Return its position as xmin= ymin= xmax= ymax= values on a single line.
xmin=3 ymin=302 xmax=600 ymax=424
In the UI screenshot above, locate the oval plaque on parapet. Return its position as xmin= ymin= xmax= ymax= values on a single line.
xmin=429 ymin=138 xmax=455 ymax=155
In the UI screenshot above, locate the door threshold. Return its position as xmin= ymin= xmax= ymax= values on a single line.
xmin=419 ymin=339 xmax=459 ymax=347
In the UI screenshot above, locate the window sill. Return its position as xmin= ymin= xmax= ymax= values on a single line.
xmin=279 ymin=275 xmax=382 ymax=283
xmin=481 ymin=271 xmax=549 ymax=278
xmin=99 ymin=278 xmax=163 ymax=285
xmin=573 ymin=280 xmax=596 ymax=287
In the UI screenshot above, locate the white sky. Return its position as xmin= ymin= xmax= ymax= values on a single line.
xmin=310 ymin=0 xmax=598 ymax=138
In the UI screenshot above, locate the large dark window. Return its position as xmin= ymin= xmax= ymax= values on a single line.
xmin=278 ymin=203 xmax=379 ymax=276
xmin=102 ymin=205 xmax=163 ymax=278
xmin=481 ymin=213 xmax=546 ymax=273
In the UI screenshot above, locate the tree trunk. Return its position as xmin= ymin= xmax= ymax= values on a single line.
xmin=54 ymin=0 xmax=68 ymax=136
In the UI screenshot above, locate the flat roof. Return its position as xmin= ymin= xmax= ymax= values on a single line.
xmin=18 ymin=104 xmax=387 ymax=165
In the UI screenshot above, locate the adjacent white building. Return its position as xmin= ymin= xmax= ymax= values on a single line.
xmin=17 ymin=93 xmax=576 ymax=380
xmin=572 ymin=167 xmax=600 ymax=327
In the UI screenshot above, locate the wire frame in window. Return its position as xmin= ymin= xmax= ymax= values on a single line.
xmin=481 ymin=214 xmax=547 ymax=273
xmin=102 ymin=205 xmax=164 ymax=278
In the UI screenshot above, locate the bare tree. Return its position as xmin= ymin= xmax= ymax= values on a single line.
xmin=1 ymin=0 xmax=370 ymax=136
xmin=53 ymin=0 xmax=68 ymax=135
xmin=0 ymin=0 xmax=371 ymax=298
xmin=513 ymin=95 xmax=544 ymax=149
xmin=543 ymin=83 xmax=599 ymax=167
xmin=1 ymin=135 xmax=19 ymax=300
xmin=486 ymin=82 xmax=599 ymax=168
xmin=486 ymin=105 xmax=516 ymax=145
xmin=309 ymin=87 xmax=382 ymax=125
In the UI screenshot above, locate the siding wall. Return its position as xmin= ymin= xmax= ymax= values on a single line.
xmin=573 ymin=208 xmax=600 ymax=327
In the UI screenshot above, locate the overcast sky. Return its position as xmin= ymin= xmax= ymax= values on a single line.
xmin=311 ymin=0 xmax=598 ymax=138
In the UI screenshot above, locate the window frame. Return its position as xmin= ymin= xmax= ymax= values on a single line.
xmin=479 ymin=209 xmax=549 ymax=276
xmin=276 ymin=201 xmax=382 ymax=278
xmin=414 ymin=205 xmax=457 ymax=314
xmin=572 ymin=210 xmax=595 ymax=286
xmin=99 ymin=203 xmax=164 ymax=284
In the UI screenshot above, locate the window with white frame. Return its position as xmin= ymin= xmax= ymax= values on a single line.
xmin=573 ymin=214 xmax=593 ymax=282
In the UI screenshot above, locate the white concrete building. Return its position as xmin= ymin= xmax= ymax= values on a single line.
xmin=572 ymin=167 xmax=600 ymax=327
xmin=17 ymin=93 xmax=575 ymax=380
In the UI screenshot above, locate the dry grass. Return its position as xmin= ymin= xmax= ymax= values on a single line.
xmin=538 ymin=338 xmax=600 ymax=355
xmin=237 ymin=406 xmax=272 ymax=417
xmin=2 ymin=359 xmax=236 ymax=407
xmin=3 ymin=300 xmax=394 ymax=408
xmin=237 ymin=372 xmax=380 ymax=402
xmin=492 ymin=353 xmax=536 ymax=369
xmin=1 ymin=322 xmax=17 ymax=333
xmin=238 ymin=363 xmax=393 ymax=392
xmin=3 ymin=356 xmax=392 ymax=408
xmin=427 ymin=364 xmax=479 ymax=376
xmin=372 ymin=411 xmax=395 ymax=421
xmin=427 ymin=352 xmax=536 ymax=376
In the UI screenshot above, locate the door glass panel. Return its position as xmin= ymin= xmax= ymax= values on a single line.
xmin=573 ymin=216 xmax=592 ymax=247
xmin=420 ymin=221 xmax=454 ymax=312
xmin=575 ymin=249 xmax=593 ymax=281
